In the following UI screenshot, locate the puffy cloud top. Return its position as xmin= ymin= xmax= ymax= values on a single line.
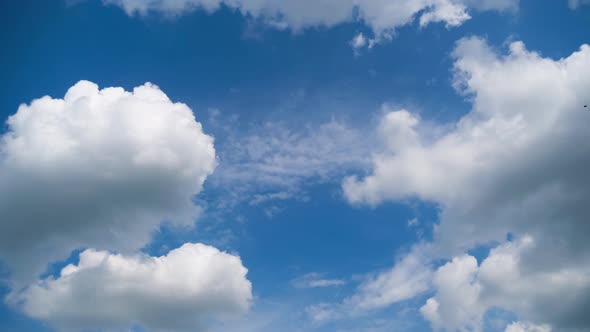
xmin=0 ymin=81 xmax=216 ymax=282
xmin=343 ymin=38 xmax=590 ymax=253
xmin=9 ymin=243 xmax=252 ymax=332
xmin=421 ymin=237 xmax=590 ymax=331
xmin=344 ymin=38 xmax=590 ymax=329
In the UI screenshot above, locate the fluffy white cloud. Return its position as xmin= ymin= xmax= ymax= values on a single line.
xmin=103 ymin=0 xmax=518 ymax=43
xmin=420 ymin=254 xmax=481 ymax=331
xmin=421 ymin=237 xmax=590 ymax=331
xmin=344 ymin=37 xmax=590 ymax=253
xmin=0 ymin=81 xmax=216 ymax=282
xmin=7 ymin=243 xmax=252 ymax=332
xmin=344 ymin=38 xmax=590 ymax=329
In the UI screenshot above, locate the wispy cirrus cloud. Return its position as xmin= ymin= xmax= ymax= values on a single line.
xmin=204 ymin=113 xmax=374 ymax=211
xmin=291 ymin=273 xmax=346 ymax=289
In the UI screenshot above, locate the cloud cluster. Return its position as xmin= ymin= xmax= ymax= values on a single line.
xmin=0 ymin=81 xmax=258 ymax=331
xmin=344 ymin=37 xmax=590 ymax=329
xmin=8 ymin=243 xmax=252 ymax=332
xmin=104 ymin=0 xmax=518 ymax=44
xmin=421 ymin=237 xmax=590 ymax=331
xmin=0 ymin=80 xmax=216 ymax=282
xmin=210 ymin=118 xmax=371 ymax=209
xmin=344 ymin=36 xmax=590 ymax=253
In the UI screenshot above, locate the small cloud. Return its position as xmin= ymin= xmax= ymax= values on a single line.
xmin=350 ymin=32 xmax=379 ymax=55
xmin=291 ymin=273 xmax=346 ymax=289
xmin=408 ymin=218 xmax=419 ymax=227
xmin=350 ymin=32 xmax=368 ymax=49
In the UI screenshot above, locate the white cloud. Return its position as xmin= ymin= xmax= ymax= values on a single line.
xmin=344 ymin=37 xmax=590 ymax=329
xmin=351 ymin=32 xmax=368 ymax=49
xmin=418 ymin=0 xmax=471 ymax=28
xmin=347 ymin=245 xmax=432 ymax=311
xmin=7 ymin=243 xmax=252 ymax=332
xmin=0 ymin=81 xmax=216 ymax=283
xmin=505 ymin=321 xmax=552 ymax=332
xmin=103 ymin=0 xmax=518 ymax=45
xmin=421 ymin=236 xmax=590 ymax=331
xmin=291 ymin=273 xmax=346 ymax=289
xmin=344 ymin=37 xmax=590 ymax=253
xmin=420 ymin=254 xmax=483 ymax=331
xmin=308 ymin=245 xmax=432 ymax=322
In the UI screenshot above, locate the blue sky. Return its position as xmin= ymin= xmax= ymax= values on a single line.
xmin=1 ymin=1 xmax=590 ymax=332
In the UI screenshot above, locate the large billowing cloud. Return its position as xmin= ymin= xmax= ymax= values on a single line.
xmin=8 ymin=243 xmax=252 ymax=332
xmin=344 ymin=36 xmax=590 ymax=254
xmin=343 ymin=38 xmax=590 ymax=329
xmin=0 ymin=81 xmax=216 ymax=282
xmin=103 ymin=0 xmax=518 ymax=43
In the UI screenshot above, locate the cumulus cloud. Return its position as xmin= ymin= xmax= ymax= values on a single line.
xmin=344 ymin=36 xmax=590 ymax=252
xmin=344 ymin=37 xmax=590 ymax=329
xmin=0 ymin=81 xmax=216 ymax=282
xmin=8 ymin=243 xmax=252 ymax=332
xmin=421 ymin=237 xmax=590 ymax=331
xmin=103 ymin=0 xmax=518 ymax=44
